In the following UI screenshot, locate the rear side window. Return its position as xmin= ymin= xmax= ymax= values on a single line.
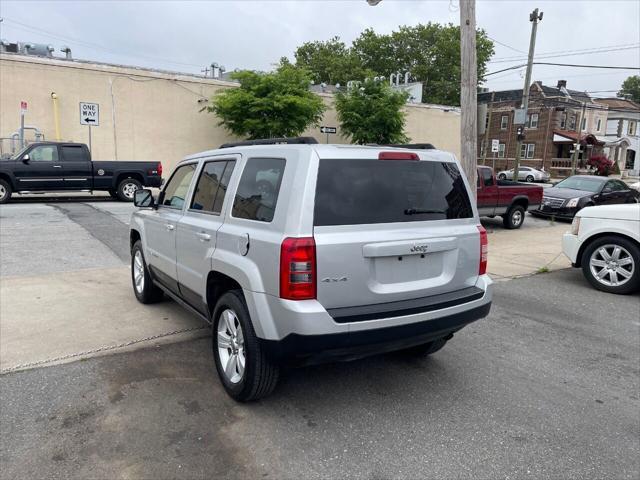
xmin=61 ymin=146 xmax=86 ymax=162
xmin=480 ymin=168 xmax=493 ymax=187
xmin=162 ymin=164 xmax=196 ymax=209
xmin=190 ymin=160 xmax=235 ymax=214
xmin=232 ymin=158 xmax=285 ymax=222
xmin=314 ymin=159 xmax=473 ymax=226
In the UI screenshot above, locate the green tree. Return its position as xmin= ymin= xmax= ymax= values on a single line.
xmin=351 ymin=24 xmax=494 ymax=106
xmin=618 ymin=75 xmax=640 ymax=103
xmin=294 ymin=36 xmax=370 ymax=85
xmin=208 ymin=64 xmax=325 ymax=139
xmin=335 ymin=79 xmax=409 ymax=144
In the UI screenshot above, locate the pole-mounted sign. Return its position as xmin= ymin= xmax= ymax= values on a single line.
xmin=320 ymin=126 xmax=337 ymax=144
xmin=80 ymin=102 xmax=100 ymax=126
xmin=80 ymin=102 xmax=99 ymax=153
xmin=491 ymin=139 xmax=500 ymax=153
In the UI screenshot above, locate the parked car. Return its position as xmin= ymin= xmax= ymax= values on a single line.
xmin=533 ymin=175 xmax=639 ymax=219
xmin=0 ymin=142 xmax=163 ymax=203
xmin=477 ymin=166 xmax=543 ymax=229
xmin=630 ymin=181 xmax=640 ymax=192
xmin=563 ymin=204 xmax=640 ymax=294
xmin=497 ymin=166 xmax=550 ymax=183
xmin=129 ymin=137 xmax=493 ymax=401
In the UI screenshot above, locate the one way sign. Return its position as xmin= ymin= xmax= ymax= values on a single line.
xmin=320 ymin=126 xmax=337 ymax=134
xmin=80 ymin=102 xmax=100 ymax=126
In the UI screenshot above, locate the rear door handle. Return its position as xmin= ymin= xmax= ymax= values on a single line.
xmin=196 ymin=232 xmax=211 ymax=242
xmin=165 ymin=224 xmax=175 ymax=231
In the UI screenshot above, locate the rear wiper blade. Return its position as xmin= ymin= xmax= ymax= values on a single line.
xmin=404 ymin=208 xmax=446 ymax=215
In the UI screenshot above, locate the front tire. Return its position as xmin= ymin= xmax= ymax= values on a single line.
xmin=131 ymin=240 xmax=164 ymax=303
xmin=503 ymin=205 xmax=525 ymax=229
xmin=0 ymin=179 xmax=12 ymax=204
xmin=117 ymin=178 xmax=142 ymax=202
xmin=526 ymin=175 xmax=534 ymax=182
xmin=498 ymin=173 xmax=507 ymax=180
xmin=581 ymin=236 xmax=640 ymax=294
xmin=212 ymin=290 xmax=279 ymax=402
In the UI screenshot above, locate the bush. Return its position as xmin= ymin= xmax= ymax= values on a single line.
xmin=586 ymin=155 xmax=615 ymax=176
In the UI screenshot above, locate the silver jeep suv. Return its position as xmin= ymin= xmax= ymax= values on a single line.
xmin=130 ymin=138 xmax=493 ymax=401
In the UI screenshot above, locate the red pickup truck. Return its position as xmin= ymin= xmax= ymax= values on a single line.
xmin=477 ymin=165 xmax=544 ymax=229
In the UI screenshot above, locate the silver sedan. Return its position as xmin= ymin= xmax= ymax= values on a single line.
xmin=497 ymin=166 xmax=551 ymax=183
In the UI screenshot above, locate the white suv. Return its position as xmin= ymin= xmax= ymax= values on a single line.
xmin=563 ymin=204 xmax=640 ymax=294
xmin=130 ymin=138 xmax=493 ymax=401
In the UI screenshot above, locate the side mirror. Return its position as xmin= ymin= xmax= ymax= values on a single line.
xmin=134 ymin=189 xmax=155 ymax=208
xmin=22 ymin=154 xmax=30 ymax=163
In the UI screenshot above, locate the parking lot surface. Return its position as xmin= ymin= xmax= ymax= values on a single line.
xmin=1 ymin=269 xmax=638 ymax=479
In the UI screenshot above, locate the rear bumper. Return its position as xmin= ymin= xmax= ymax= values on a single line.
xmin=260 ymin=302 xmax=491 ymax=365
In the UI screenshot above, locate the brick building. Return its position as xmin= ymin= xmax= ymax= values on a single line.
xmin=477 ymin=80 xmax=609 ymax=175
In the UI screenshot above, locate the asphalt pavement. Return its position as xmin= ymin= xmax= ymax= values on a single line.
xmin=2 ymin=269 xmax=638 ymax=480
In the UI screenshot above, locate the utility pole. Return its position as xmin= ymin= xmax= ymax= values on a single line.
xmin=512 ymin=8 xmax=543 ymax=181
xmin=571 ymin=102 xmax=586 ymax=175
xmin=459 ymin=0 xmax=478 ymax=195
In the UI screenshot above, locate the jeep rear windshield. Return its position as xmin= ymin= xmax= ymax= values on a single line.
xmin=314 ymin=158 xmax=473 ymax=226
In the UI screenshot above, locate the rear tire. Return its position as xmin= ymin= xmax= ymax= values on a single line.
xmin=0 ymin=179 xmax=11 ymax=204
xmin=580 ymin=235 xmax=640 ymax=294
xmin=401 ymin=337 xmax=449 ymax=356
xmin=526 ymin=175 xmax=534 ymax=183
xmin=212 ymin=290 xmax=279 ymax=402
xmin=117 ymin=178 xmax=142 ymax=202
xmin=503 ymin=205 xmax=525 ymax=229
xmin=131 ymin=240 xmax=164 ymax=304
xmin=498 ymin=173 xmax=507 ymax=180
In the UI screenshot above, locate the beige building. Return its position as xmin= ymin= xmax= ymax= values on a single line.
xmin=0 ymin=53 xmax=461 ymax=172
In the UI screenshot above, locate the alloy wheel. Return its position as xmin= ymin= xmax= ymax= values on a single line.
xmin=0 ymin=184 xmax=6 ymax=201
xmin=511 ymin=209 xmax=523 ymax=227
xmin=589 ymin=244 xmax=635 ymax=287
xmin=122 ymin=182 xmax=139 ymax=199
xmin=217 ymin=309 xmax=245 ymax=384
xmin=133 ymin=250 xmax=145 ymax=293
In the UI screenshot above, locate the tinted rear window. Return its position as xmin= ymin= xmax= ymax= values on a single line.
xmin=314 ymin=159 xmax=473 ymax=226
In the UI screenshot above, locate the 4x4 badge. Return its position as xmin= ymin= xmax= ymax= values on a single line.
xmin=321 ymin=277 xmax=348 ymax=283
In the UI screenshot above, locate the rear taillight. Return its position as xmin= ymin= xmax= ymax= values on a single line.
xmin=280 ymin=237 xmax=316 ymax=300
xmin=157 ymin=162 xmax=163 ymax=176
xmin=378 ymin=151 xmax=419 ymax=161
xmin=478 ymin=225 xmax=488 ymax=275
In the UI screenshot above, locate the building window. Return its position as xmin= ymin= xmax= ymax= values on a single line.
xmin=498 ymin=143 xmax=505 ymax=158
xmin=629 ymin=121 xmax=637 ymax=136
xmin=528 ymin=113 xmax=539 ymax=129
xmin=569 ymin=115 xmax=576 ymax=130
xmin=500 ymin=115 xmax=508 ymax=130
xmin=520 ymin=143 xmax=535 ymax=159
xmin=596 ymin=118 xmax=602 ymax=132
xmin=581 ymin=117 xmax=586 ymax=131
xmin=560 ymin=113 xmax=567 ymax=129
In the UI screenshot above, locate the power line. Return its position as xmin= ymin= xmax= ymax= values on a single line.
xmin=486 ymin=35 xmax=527 ymax=55
xmin=486 ymin=62 xmax=639 ymax=77
xmin=489 ymin=44 xmax=640 ymax=63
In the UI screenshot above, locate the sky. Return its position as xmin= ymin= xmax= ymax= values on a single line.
xmin=1 ymin=0 xmax=638 ymax=97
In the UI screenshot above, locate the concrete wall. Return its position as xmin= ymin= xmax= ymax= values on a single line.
xmin=1 ymin=53 xmax=460 ymax=172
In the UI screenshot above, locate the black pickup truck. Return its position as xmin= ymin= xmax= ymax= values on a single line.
xmin=0 ymin=142 xmax=163 ymax=203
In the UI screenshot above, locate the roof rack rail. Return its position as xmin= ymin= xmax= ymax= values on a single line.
xmin=384 ymin=143 xmax=436 ymax=150
xmin=220 ymin=136 xmax=319 ymax=149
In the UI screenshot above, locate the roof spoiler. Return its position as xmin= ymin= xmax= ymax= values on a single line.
xmin=220 ymin=136 xmax=319 ymax=149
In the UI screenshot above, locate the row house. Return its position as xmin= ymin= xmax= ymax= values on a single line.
xmin=595 ymin=97 xmax=639 ymax=176
xmin=477 ymin=80 xmax=609 ymax=175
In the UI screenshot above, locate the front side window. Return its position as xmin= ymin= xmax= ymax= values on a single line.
xmin=500 ymin=115 xmax=508 ymax=130
xmin=29 ymin=145 xmax=58 ymax=162
xmin=313 ymin=159 xmax=473 ymax=226
xmin=480 ymin=167 xmax=493 ymax=187
xmin=232 ymin=158 xmax=286 ymax=222
xmin=190 ymin=161 xmax=233 ymax=214
xmin=162 ymin=164 xmax=196 ymax=209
